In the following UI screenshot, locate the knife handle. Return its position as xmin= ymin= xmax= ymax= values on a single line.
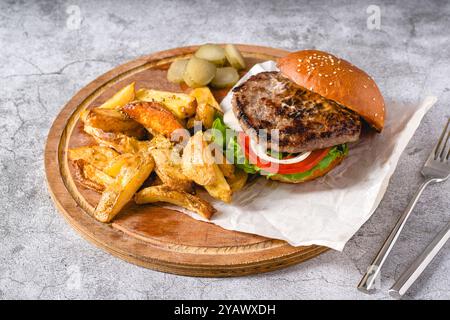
xmin=389 ymin=220 xmax=450 ymax=298
xmin=357 ymin=179 xmax=436 ymax=293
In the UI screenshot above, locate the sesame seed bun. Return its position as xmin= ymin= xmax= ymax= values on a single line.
xmin=277 ymin=50 xmax=385 ymax=132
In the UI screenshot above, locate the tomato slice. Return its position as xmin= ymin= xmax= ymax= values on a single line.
xmin=238 ymin=132 xmax=330 ymax=174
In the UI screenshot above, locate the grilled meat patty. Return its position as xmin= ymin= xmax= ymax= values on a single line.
xmin=232 ymin=71 xmax=362 ymax=153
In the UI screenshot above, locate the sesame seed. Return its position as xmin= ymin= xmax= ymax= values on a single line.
xmin=329 ymin=82 xmax=333 ymax=85
xmin=363 ymin=85 xmax=367 ymax=88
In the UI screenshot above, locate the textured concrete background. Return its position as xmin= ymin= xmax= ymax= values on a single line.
xmin=0 ymin=0 xmax=449 ymax=300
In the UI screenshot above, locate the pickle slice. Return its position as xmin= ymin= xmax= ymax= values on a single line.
xmin=183 ymin=57 xmax=216 ymax=88
xmin=224 ymin=44 xmax=246 ymax=70
xmin=211 ymin=67 xmax=239 ymax=88
xmin=167 ymin=59 xmax=188 ymax=83
xmin=195 ymin=44 xmax=226 ymax=66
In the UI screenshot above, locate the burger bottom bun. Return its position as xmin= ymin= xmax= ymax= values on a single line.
xmin=268 ymin=152 xmax=347 ymax=184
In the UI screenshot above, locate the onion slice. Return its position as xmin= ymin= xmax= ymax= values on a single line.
xmin=249 ymin=139 xmax=311 ymax=164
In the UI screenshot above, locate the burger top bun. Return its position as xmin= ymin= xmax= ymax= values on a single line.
xmin=277 ymin=50 xmax=385 ymax=132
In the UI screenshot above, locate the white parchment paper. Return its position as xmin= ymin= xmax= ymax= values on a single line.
xmin=167 ymin=61 xmax=437 ymax=251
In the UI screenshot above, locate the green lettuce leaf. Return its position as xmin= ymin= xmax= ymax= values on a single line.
xmin=211 ymin=117 xmax=260 ymax=174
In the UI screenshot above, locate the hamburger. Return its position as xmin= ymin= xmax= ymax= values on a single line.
xmin=212 ymin=50 xmax=385 ymax=183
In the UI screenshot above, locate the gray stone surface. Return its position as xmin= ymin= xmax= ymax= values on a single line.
xmin=0 ymin=0 xmax=449 ymax=300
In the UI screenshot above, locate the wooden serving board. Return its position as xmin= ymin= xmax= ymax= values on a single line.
xmin=45 ymin=45 xmax=328 ymax=277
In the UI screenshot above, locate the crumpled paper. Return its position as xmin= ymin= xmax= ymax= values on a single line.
xmin=166 ymin=61 xmax=437 ymax=251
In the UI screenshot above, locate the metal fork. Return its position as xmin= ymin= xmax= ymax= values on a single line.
xmin=358 ymin=118 xmax=450 ymax=293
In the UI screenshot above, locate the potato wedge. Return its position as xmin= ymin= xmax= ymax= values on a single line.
xmin=216 ymin=153 xmax=235 ymax=179
xmin=150 ymin=147 xmax=194 ymax=193
xmin=227 ymin=168 xmax=248 ymax=192
xmin=204 ymin=164 xmax=232 ymax=203
xmin=103 ymin=153 xmax=135 ymax=177
xmin=84 ymin=125 xmax=151 ymax=155
xmin=135 ymin=88 xmax=196 ymax=119
xmin=98 ymin=82 xmax=135 ymax=110
xmin=68 ymin=145 xmax=119 ymax=170
xmin=72 ymin=160 xmax=115 ymax=192
xmin=194 ymin=102 xmax=215 ymax=129
xmin=189 ymin=87 xmax=221 ymax=112
xmin=182 ymin=131 xmax=216 ymax=186
xmin=148 ymin=134 xmax=173 ymax=150
xmin=186 ymin=117 xmax=196 ymax=129
xmin=135 ymin=185 xmax=216 ymax=220
xmin=84 ymin=108 xmax=146 ymax=139
xmin=122 ymin=101 xmax=185 ymax=139
xmin=94 ymin=154 xmax=154 ymax=223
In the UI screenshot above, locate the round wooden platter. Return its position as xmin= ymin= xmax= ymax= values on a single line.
xmin=45 ymin=44 xmax=328 ymax=277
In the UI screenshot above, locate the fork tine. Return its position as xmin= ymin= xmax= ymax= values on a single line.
xmin=440 ymin=131 xmax=450 ymax=160
xmin=435 ymin=118 xmax=450 ymax=160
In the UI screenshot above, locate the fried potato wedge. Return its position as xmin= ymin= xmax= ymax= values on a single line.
xmin=189 ymin=87 xmax=222 ymax=112
xmin=84 ymin=108 xmax=146 ymax=139
xmin=182 ymin=131 xmax=216 ymax=186
xmin=204 ymin=164 xmax=232 ymax=203
xmin=72 ymin=160 xmax=115 ymax=192
xmin=135 ymin=185 xmax=215 ymax=220
xmin=135 ymin=88 xmax=196 ymax=119
xmin=84 ymin=125 xmax=151 ymax=155
xmin=189 ymin=87 xmax=220 ymax=129
xmin=94 ymin=154 xmax=155 ymax=223
xmin=214 ymin=149 xmax=235 ymax=179
xmin=185 ymin=117 xmax=196 ymax=129
xmin=68 ymin=145 xmax=119 ymax=170
xmin=194 ymin=102 xmax=215 ymax=129
xmin=98 ymin=82 xmax=135 ymax=110
xmin=150 ymin=147 xmax=194 ymax=193
xmin=122 ymin=101 xmax=185 ymax=139
xmin=102 ymin=153 xmax=135 ymax=177
xmin=148 ymin=134 xmax=173 ymax=150
xmin=218 ymin=162 xmax=235 ymax=179
xmin=227 ymin=168 xmax=248 ymax=192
